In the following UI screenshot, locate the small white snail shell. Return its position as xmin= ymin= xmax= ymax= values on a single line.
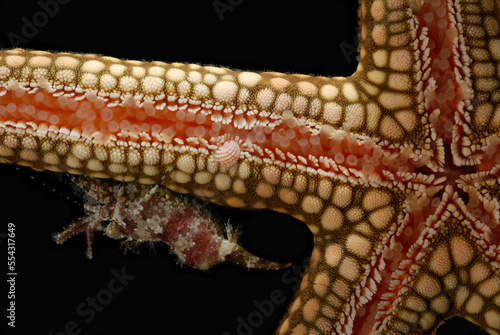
xmin=215 ymin=140 xmax=241 ymax=167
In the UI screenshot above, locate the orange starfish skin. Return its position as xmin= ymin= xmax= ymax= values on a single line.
xmin=1 ymin=0 xmax=500 ymax=334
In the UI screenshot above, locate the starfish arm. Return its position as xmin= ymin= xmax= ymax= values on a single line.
xmin=0 ymin=0 xmax=439 ymax=219
xmin=0 ymin=49 xmax=373 ymax=214
xmin=0 ymin=46 xmax=425 ymax=238
xmin=372 ymin=186 xmax=500 ymax=335
xmin=1 ymin=0 xmax=500 ymax=334
xmin=355 ymin=0 xmax=437 ymax=169
xmin=451 ymin=0 xmax=500 ymax=166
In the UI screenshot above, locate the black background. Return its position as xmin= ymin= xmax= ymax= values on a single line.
xmin=0 ymin=0 xmax=489 ymax=334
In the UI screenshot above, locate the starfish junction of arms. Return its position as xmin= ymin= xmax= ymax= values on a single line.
xmin=1 ymin=0 xmax=500 ymax=333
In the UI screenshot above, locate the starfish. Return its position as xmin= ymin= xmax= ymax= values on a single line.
xmin=1 ymin=0 xmax=500 ymax=334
